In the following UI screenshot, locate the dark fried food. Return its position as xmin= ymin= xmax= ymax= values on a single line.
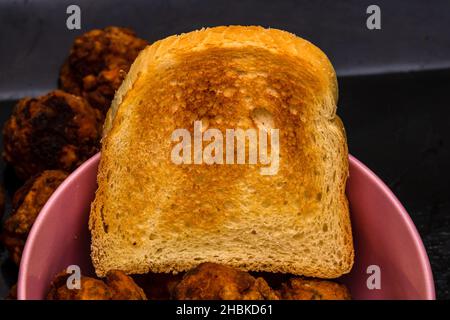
xmin=2 ymin=90 xmax=102 ymax=180
xmin=59 ymin=26 xmax=148 ymax=115
xmin=106 ymin=270 xmax=147 ymax=300
xmin=1 ymin=170 xmax=68 ymax=265
xmin=133 ymin=272 xmax=184 ymax=300
xmin=0 ymin=185 xmax=5 ymax=219
xmin=172 ymin=262 xmax=279 ymax=300
xmin=279 ymin=278 xmax=351 ymax=300
xmin=44 ymin=263 xmax=351 ymax=300
xmin=47 ymin=270 xmax=147 ymax=300
xmin=47 ymin=271 xmax=112 ymax=300
xmin=172 ymin=263 xmax=350 ymax=300
xmin=241 ymin=277 xmax=280 ymax=300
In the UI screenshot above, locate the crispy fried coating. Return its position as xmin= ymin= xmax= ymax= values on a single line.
xmin=279 ymin=278 xmax=351 ymax=300
xmin=1 ymin=170 xmax=68 ymax=265
xmin=241 ymin=277 xmax=280 ymax=300
xmin=59 ymin=26 xmax=148 ymax=115
xmin=45 ymin=264 xmax=351 ymax=300
xmin=47 ymin=272 xmax=112 ymax=300
xmin=172 ymin=262 xmax=279 ymax=300
xmin=47 ymin=270 xmax=147 ymax=300
xmin=133 ymin=272 xmax=184 ymax=300
xmin=2 ymin=90 xmax=102 ymax=180
xmin=106 ymin=270 xmax=147 ymax=300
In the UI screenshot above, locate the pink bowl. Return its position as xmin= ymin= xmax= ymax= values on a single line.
xmin=17 ymin=153 xmax=435 ymax=300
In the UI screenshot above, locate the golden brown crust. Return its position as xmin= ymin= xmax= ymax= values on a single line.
xmin=91 ymin=26 xmax=353 ymax=278
xmin=104 ymin=25 xmax=337 ymax=136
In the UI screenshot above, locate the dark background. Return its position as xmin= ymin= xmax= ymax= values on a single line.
xmin=0 ymin=0 xmax=449 ymax=299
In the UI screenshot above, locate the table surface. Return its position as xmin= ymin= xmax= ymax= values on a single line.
xmin=339 ymin=70 xmax=450 ymax=300
xmin=0 ymin=69 xmax=448 ymax=299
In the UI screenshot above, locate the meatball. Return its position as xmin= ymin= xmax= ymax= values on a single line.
xmin=47 ymin=270 xmax=146 ymax=300
xmin=59 ymin=26 xmax=148 ymax=115
xmin=1 ymin=170 xmax=68 ymax=265
xmin=3 ymin=90 xmax=102 ymax=180
xmin=279 ymin=278 xmax=351 ymax=300
xmin=172 ymin=262 xmax=279 ymax=300
xmin=105 ymin=270 xmax=147 ymax=300
xmin=133 ymin=272 xmax=184 ymax=300
xmin=47 ymin=272 xmax=112 ymax=300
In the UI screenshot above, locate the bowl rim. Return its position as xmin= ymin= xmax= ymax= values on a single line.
xmin=17 ymin=153 xmax=101 ymax=300
xmin=348 ymin=155 xmax=435 ymax=300
xmin=17 ymin=153 xmax=436 ymax=299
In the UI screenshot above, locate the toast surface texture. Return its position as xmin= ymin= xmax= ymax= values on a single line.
xmin=90 ymin=26 xmax=353 ymax=278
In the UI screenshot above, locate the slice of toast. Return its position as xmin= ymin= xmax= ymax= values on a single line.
xmin=90 ymin=26 xmax=354 ymax=278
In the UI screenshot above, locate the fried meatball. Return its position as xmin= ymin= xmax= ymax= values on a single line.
xmin=105 ymin=270 xmax=147 ymax=300
xmin=47 ymin=272 xmax=112 ymax=300
xmin=172 ymin=262 xmax=279 ymax=300
xmin=3 ymin=90 xmax=102 ymax=180
xmin=133 ymin=272 xmax=184 ymax=300
xmin=47 ymin=270 xmax=147 ymax=300
xmin=279 ymin=278 xmax=351 ymax=300
xmin=1 ymin=170 xmax=68 ymax=265
xmin=59 ymin=26 xmax=148 ymax=115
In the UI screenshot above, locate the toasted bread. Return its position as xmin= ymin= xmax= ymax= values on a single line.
xmin=90 ymin=26 xmax=353 ymax=278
